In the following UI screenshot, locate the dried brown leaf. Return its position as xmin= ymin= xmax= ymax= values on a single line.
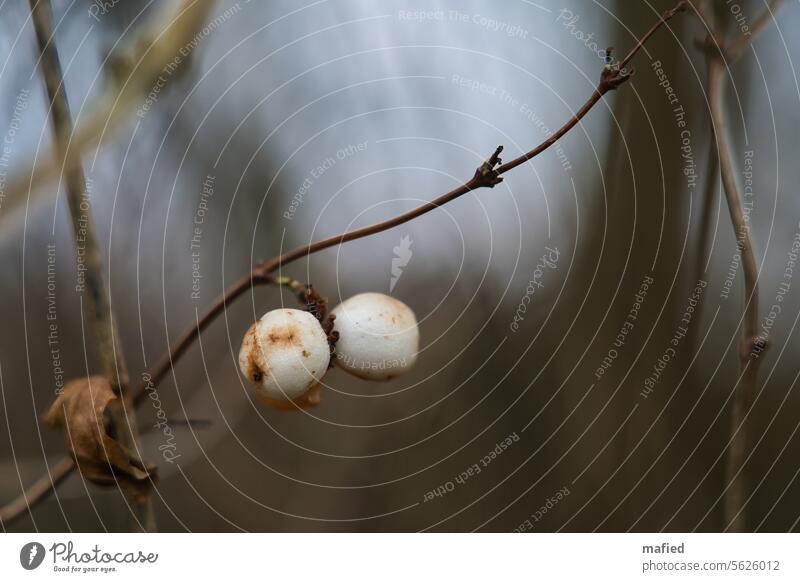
xmin=45 ymin=376 xmax=156 ymax=501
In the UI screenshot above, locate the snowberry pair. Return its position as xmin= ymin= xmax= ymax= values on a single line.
xmin=238 ymin=292 xmax=419 ymax=408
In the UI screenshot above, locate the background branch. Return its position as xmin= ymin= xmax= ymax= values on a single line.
xmin=28 ymin=0 xmax=155 ymax=532
xmin=0 ymin=0 xmax=216 ymax=230
xmin=691 ymin=0 xmax=782 ymax=532
xmin=726 ymin=0 xmax=782 ymax=62
xmin=0 ymin=457 xmax=74 ymax=525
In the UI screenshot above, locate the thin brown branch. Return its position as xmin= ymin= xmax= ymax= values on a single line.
xmin=28 ymin=0 xmax=155 ymax=532
xmin=0 ymin=457 xmax=74 ymax=526
xmin=0 ymin=1 xmax=219 ymax=528
xmin=726 ymin=0 xmax=781 ymax=62
xmin=133 ymin=273 xmax=264 ymax=406
xmin=619 ymin=1 xmax=690 ymax=70
xmin=0 ymin=0 xmax=687 ymax=527
xmin=708 ymin=59 xmax=763 ymax=533
xmin=694 ymin=0 xmax=783 ymax=532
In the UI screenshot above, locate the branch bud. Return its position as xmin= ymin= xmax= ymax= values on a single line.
xmin=472 ymin=145 xmax=504 ymax=188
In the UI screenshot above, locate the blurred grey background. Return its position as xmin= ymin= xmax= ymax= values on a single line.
xmin=1 ymin=0 xmax=799 ymax=531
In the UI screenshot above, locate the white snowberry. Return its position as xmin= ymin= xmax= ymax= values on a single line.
xmin=331 ymin=292 xmax=419 ymax=380
xmin=238 ymin=308 xmax=330 ymax=406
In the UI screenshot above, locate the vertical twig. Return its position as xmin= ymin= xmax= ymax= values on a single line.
xmin=692 ymin=0 xmax=781 ymax=532
xmin=28 ymin=0 xmax=155 ymax=531
xmin=708 ymin=54 xmax=762 ymax=532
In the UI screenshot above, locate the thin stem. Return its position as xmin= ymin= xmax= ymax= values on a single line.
xmin=618 ymin=1 xmax=689 ymax=70
xmin=695 ymin=0 xmax=782 ymax=532
xmin=1 ymin=0 xmax=687 ymax=527
xmin=709 ymin=54 xmax=762 ymax=533
xmin=495 ymin=91 xmax=606 ymax=176
xmin=708 ymin=61 xmax=760 ymax=349
xmin=28 ymin=0 xmax=155 ymax=532
xmin=0 ymin=458 xmax=74 ymax=526
xmin=258 ymin=183 xmax=477 ymax=275
xmin=133 ymin=273 xmax=264 ymax=406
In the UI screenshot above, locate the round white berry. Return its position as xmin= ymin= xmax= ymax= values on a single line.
xmin=238 ymin=308 xmax=330 ymax=404
xmin=331 ymin=293 xmax=419 ymax=380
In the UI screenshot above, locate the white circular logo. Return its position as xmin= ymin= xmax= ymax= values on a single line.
xmin=19 ymin=542 xmax=46 ymax=570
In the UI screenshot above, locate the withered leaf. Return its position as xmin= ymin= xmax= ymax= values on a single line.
xmin=45 ymin=376 xmax=156 ymax=502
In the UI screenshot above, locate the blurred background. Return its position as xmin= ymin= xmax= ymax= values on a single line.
xmin=1 ymin=0 xmax=799 ymax=532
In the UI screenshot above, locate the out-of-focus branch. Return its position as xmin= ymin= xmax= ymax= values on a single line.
xmin=1 ymin=0 xmax=217 ymax=529
xmin=691 ymin=0 xmax=782 ymax=532
xmin=0 ymin=416 xmax=208 ymax=526
xmin=726 ymin=0 xmax=781 ymax=62
xmin=708 ymin=56 xmax=763 ymax=531
xmin=28 ymin=0 xmax=156 ymax=532
xmin=1 ymin=0 xmax=216 ymax=228
xmin=0 ymin=457 xmax=74 ymax=526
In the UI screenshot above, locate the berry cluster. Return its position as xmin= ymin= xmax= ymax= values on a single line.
xmin=238 ymin=292 xmax=419 ymax=409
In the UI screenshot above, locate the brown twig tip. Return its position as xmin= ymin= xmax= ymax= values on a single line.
xmin=489 ymin=145 xmax=504 ymax=164
xmin=673 ymin=1 xmax=689 ymax=15
xmin=657 ymin=0 xmax=689 ymax=30
xmin=472 ymin=145 xmax=504 ymax=188
xmin=599 ymin=46 xmax=634 ymax=91
xmin=600 ymin=64 xmax=634 ymax=92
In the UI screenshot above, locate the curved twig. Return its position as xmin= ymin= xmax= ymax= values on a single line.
xmin=725 ymin=0 xmax=782 ymax=62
